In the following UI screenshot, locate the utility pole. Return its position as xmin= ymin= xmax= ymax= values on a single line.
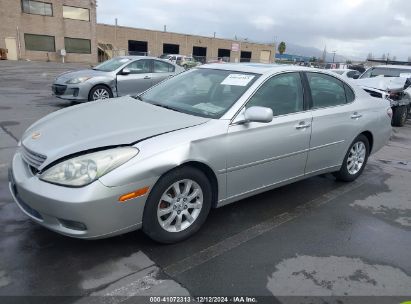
xmin=114 ymin=18 xmax=118 ymax=55
xmin=332 ymin=50 xmax=336 ymax=63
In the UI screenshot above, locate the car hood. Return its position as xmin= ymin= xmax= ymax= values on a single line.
xmin=356 ymin=77 xmax=407 ymax=92
xmin=56 ymin=69 xmax=110 ymax=82
xmin=21 ymin=96 xmax=210 ymax=169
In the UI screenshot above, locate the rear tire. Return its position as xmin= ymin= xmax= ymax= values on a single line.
xmin=142 ymin=166 xmax=212 ymax=244
xmin=88 ymin=85 xmax=113 ymax=101
xmin=334 ymin=134 xmax=369 ymax=182
xmin=392 ymin=105 xmax=408 ymax=127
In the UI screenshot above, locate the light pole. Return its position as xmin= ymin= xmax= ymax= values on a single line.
xmin=332 ymin=50 xmax=337 ymax=63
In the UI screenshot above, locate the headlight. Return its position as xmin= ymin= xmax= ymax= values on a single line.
xmin=40 ymin=147 xmax=138 ymax=187
xmin=66 ymin=76 xmax=92 ymax=84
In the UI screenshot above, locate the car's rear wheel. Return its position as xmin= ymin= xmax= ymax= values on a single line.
xmin=334 ymin=134 xmax=369 ymax=182
xmin=88 ymin=85 xmax=113 ymax=101
xmin=392 ymin=105 xmax=408 ymax=127
xmin=142 ymin=166 xmax=212 ymax=243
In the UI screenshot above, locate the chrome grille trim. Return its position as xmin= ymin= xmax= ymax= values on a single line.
xmin=21 ymin=145 xmax=47 ymax=169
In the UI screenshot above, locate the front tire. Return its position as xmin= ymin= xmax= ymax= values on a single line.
xmin=334 ymin=134 xmax=369 ymax=182
xmin=392 ymin=105 xmax=408 ymax=127
xmin=88 ymin=85 xmax=113 ymax=101
xmin=142 ymin=166 xmax=212 ymax=243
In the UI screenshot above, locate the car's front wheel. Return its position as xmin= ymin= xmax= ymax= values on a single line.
xmin=334 ymin=134 xmax=369 ymax=182
xmin=142 ymin=166 xmax=212 ymax=243
xmin=88 ymin=85 xmax=113 ymax=101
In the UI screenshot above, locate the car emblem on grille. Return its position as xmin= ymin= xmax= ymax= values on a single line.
xmin=31 ymin=131 xmax=41 ymax=140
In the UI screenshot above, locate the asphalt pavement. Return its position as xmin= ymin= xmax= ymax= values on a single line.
xmin=0 ymin=61 xmax=410 ymax=304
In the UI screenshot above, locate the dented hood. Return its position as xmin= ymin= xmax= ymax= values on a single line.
xmin=356 ymin=77 xmax=407 ymax=92
xmin=21 ymin=96 xmax=209 ymax=169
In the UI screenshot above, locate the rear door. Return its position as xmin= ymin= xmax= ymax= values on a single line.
xmin=152 ymin=60 xmax=176 ymax=85
xmin=304 ymin=72 xmax=361 ymax=174
xmin=116 ymin=59 xmax=154 ymax=96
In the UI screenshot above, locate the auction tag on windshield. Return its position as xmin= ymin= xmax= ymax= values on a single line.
xmin=193 ymin=103 xmax=224 ymax=114
xmin=221 ymin=74 xmax=255 ymax=86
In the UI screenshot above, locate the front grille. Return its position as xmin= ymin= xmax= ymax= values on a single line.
xmin=52 ymin=84 xmax=67 ymax=96
xmin=21 ymin=145 xmax=47 ymax=169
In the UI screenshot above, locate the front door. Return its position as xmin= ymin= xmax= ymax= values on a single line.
xmin=117 ymin=59 xmax=153 ymax=96
xmin=226 ymin=72 xmax=312 ymax=198
xmin=5 ymin=37 xmax=18 ymax=60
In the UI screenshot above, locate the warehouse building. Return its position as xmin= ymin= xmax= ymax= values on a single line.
xmin=0 ymin=0 xmax=97 ymax=63
xmin=0 ymin=0 xmax=275 ymax=64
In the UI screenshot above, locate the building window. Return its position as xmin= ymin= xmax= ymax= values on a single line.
xmin=64 ymin=37 xmax=91 ymax=54
xmin=21 ymin=0 xmax=53 ymax=16
xmin=63 ymin=6 xmax=90 ymax=21
xmin=24 ymin=33 xmax=55 ymax=52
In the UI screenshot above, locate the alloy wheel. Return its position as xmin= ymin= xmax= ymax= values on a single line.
xmin=92 ymin=88 xmax=110 ymax=100
xmin=347 ymin=142 xmax=366 ymax=175
xmin=157 ymin=179 xmax=203 ymax=233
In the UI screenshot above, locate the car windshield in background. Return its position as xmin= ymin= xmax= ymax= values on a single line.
xmin=360 ymin=67 xmax=411 ymax=79
xmin=332 ymin=70 xmax=345 ymax=75
xmin=93 ymin=58 xmax=131 ymax=72
xmin=140 ymin=69 xmax=259 ymax=119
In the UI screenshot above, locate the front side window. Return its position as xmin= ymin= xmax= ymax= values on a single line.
xmin=64 ymin=37 xmax=91 ymax=54
xmin=126 ymin=59 xmax=152 ymax=74
xmin=21 ymin=0 xmax=52 ymax=16
xmin=141 ymin=69 xmax=259 ymax=118
xmin=307 ymin=73 xmax=347 ymax=108
xmin=24 ymin=33 xmax=55 ymax=52
xmin=246 ymin=73 xmax=304 ymax=116
xmin=154 ymin=60 xmax=175 ymax=73
xmin=63 ymin=6 xmax=90 ymax=21
xmin=93 ymin=58 xmax=131 ymax=72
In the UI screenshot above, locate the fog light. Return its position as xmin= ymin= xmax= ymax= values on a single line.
xmin=72 ymin=88 xmax=79 ymax=97
xmin=59 ymin=218 xmax=87 ymax=231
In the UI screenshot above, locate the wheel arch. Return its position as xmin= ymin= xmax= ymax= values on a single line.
xmin=177 ymin=161 xmax=219 ymax=208
xmin=88 ymin=83 xmax=113 ymax=100
xmin=360 ymin=130 xmax=374 ymax=153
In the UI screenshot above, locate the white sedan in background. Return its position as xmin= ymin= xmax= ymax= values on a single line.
xmin=330 ymin=69 xmax=361 ymax=79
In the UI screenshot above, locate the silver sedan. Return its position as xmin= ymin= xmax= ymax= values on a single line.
xmin=10 ymin=64 xmax=392 ymax=243
xmin=52 ymin=56 xmax=184 ymax=102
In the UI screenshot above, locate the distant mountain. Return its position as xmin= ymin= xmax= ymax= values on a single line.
xmin=279 ymin=42 xmax=350 ymax=62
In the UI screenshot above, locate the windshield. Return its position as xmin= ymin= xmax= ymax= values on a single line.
xmin=360 ymin=67 xmax=411 ymax=79
xmin=140 ymin=68 xmax=259 ymax=119
xmin=93 ymin=58 xmax=131 ymax=72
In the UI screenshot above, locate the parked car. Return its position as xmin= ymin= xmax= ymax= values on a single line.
xmin=52 ymin=56 xmax=184 ymax=102
xmin=159 ymin=54 xmax=182 ymax=64
xmin=180 ymin=56 xmax=201 ymax=69
xmin=356 ymin=65 xmax=411 ymax=126
xmin=330 ymin=69 xmax=361 ymax=79
xmin=10 ymin=64 xmax=391 ymax=243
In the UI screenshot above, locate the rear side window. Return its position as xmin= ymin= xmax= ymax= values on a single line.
xmin=307 ymin=73 xmax=347 ymax=108
xmin=246 ymin=72 xmax=304 ymax=116
xmin=154 ymin=60 xmax=175 ymax=73
xmin=344 ymin=84 xmax=355 ymax=103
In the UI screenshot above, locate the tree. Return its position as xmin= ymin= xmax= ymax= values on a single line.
xmin=392 ymin=56 xmax=397 ymax=61
xmin=346 ymin=60 xmax=353 ymax=64
xmin=310 ymin=56 xmax=317 ymax=62
xmin=408 ymin=56 xmax=411 ymax=62
xmin=367 ymin=53 xmax=373 ymax=60
xmin=322 ymin=45 xmax=327 ymax=62
xmin=278 ymin=41 xmax=286 ymax=55
xmin=382 ymin=54 xmax=386 ymax=60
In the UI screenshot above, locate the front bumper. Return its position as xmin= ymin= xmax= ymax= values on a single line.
xmin=9 ymin=152 xmax=157 ymax=239
xmin=51 ymin=81 xmax=93 ymax=102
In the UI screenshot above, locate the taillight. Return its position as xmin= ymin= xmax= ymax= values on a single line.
xmin=387 ymin=107 xmax=393 ymax=118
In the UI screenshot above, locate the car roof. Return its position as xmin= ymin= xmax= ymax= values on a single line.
xmin=373 ymin=65 xmax=411 ymax=70
xmin=114 ymin=56 xmax=159 ymax=60
xmin=331 ymin=68 xmax=355 ymax=72
xmin=199 ymin=63 xmax=321 ymax=75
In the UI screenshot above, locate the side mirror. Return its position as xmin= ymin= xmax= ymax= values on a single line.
xmin=121 ymin=68 xmax=131 ymax=75
xmin=236 ymin=106 xmax=273 ymax=124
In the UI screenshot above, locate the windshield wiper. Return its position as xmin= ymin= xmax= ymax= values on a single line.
xmin=133 ymin=95 xmax=143 ymax=101
xmin=151 ymin=103 xmax=181 ymax=113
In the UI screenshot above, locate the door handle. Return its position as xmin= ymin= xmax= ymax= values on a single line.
xmin=144 ymin=76 xmax=151 ymax=80
xmin=351 ymin=112 xmax=362 ymax=119
xmin=295 ymin=122 xmax=311 ymax=129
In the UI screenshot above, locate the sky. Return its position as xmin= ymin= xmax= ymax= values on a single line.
xmin=96 ymin=0 xmax=411 ymax=60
